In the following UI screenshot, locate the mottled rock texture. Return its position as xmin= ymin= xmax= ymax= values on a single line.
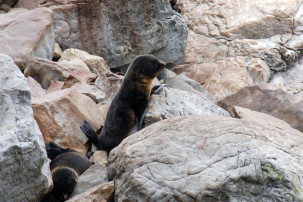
xmin=0 ymin=54 xmax=52 ymax=201
xmin=67 ymin=181 xmax=114 ymax=202
xmin=218 ymin=85 xmax=303 ymax=133
xmin=42 ymin=0 xmax=187 ymax=68
xmin=32 ymin=88 xmax=103 ymax=154
xmin=143 ymin=87 xmax=229 ymax=127
xmin=172 ymin=0 xmax=301 ymax=100
xmin=109 ymin=115 xmax=303 ymax=201
xmin=0 ymin=8 xmax=55 ymax=70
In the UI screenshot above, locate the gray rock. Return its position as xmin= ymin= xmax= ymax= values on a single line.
xmin=218 ymin=85 xmax=303 ymax=133
xmin=42 ymin=0 xmax=187 ymax=68
xmin=166 ymin=71 xmax=214 ymax=101
xmin=143 ymin=87 xmax=229 ymax=127
xmin=109 ymin=115 xmax=303 ymax=201
xmin=0 ymin=8 xmax=55 ymax=70
xmin=0 ymin=53 xmax=52 ymax=201
xmin=71 ymin=164 xmax=108 ymax=197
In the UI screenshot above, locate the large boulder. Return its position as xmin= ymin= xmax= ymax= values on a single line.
xmin=143 ymin=87 xmax=230 ymax=127
xmin=31 ymin=88 xmax=103 ymax=154
xmin=172 ymin=1 xmax=301 ymax=100
xmin=41 ymin=0 xmax=188 ymax=68
xmin=0 ymin=53 xmax=52 ymax=201
xmin=0 ymin=8 xmax=55 ymax=70
xmin=109 ymin=115 xmax=303 ymax=201
xmin=217 ymin=85 xmax=303 ymax=133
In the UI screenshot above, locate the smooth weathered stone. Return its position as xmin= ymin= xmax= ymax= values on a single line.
xmin=71 ymin=164 xmax=108 ymax=197
xmin=0 ymin=53 xmax=52 ymax=201
xmin=233 ymin=106 xmax=302 ymax=135
xmin=26 ymin=76 xmax=47 ymax=98
xmin=89 ymin=150 xmax=108 ymax=167
xmin=70 ymin=83 xmax=106 ymax=103
xmin=32 ymin=88 xmax=103 ymax=154
xmin=143 ymin=87 xmax=229 ymax=127
xmin=53 ymin=42 xmax=63 ymax=60
xmin=15 ymin=0 xmax=40 ymax=9
xmin=109 ymin=115 xmax=303 ymax=201
xmin=67 ymin=181 xmax=114 ymax=202
xmin=24 ymin=57 xmax=90 ymax=89
xmin=59 ymin=48 xmax=110 ymax=76
xmin=218 ymin=85 xmax=303 ymax=133
xmin=165 ymin=71 xmax=214 ymax=101
xmin=42 ymin=0 xmax=187 ymax=68
xmin=0 ymin=8 xmax=55 ymax=70
xmin=270 ymin=57 xmax=303 ymax=99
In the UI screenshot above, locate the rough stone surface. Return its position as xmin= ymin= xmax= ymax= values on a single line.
xmin=0 ymin=8 xmax=55 ymax=70
xmin=26 ymin=76 xmax=47 ymax=98
xmin=42 ymin=0 xmax=187 ymax=68
xmin=164 ymin=70 xmax=214 ymax=101
xmin=71 ymin=164 xmax=108 ymax=197
xmin=32 ymin=88 xmax=103 ymax=154
xmin=62 ymin=69 xmax=97 ymax=89
xmin=270 ymin=57 xmax=303 ymax=99
xmin=233 ymin=106 xmax=302 ymax=135
xmin=143 ymin=87 xmax=230 ymax=127
xmin=59 ymin=48 xmax=110 ymax=76
xmin=218 ymin=85 xmax=303 ymax=133
xmin=172 ymin=1 xmax=301 ymax=100
xmin=15 ymin=0 xmax=40 ymax=9
xmin=0 ymin=53 xmax=52 ymax=201
xmin=89 ymin=150 xmax=108 ymax=167
xmin=109 ymin=115 xmax=303 ymax=201
xmin=53 ymin=42 xmax=63 ymax=60
xmin=70 ymin=83 xmax=106 ymax=104
xmin=67 ymin=181 xmax=114 ymax=202
xmin=24 ymin=57 xmax=90 ymax=89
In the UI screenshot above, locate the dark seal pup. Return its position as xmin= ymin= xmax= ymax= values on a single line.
xmin=41 ymin=142 xmax=90 ymax=202
xmin=81 ymin=54 xmax=166 ymax=152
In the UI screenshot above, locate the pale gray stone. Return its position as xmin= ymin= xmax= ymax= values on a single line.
xmin=71 ymin=164 xmax=108 ymax=197
xmin=143 ymin=87 xmax=229 ymax=127
xmin=0 ymin=53 xmax=52 ymax=201
xmin=109 ymin=115 xmax=303 ymax=201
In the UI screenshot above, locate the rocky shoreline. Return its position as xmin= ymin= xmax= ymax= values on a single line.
xmin=0 ymin=0 xmax=303 ymax=201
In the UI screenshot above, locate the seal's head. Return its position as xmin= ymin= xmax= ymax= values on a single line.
xmin=52 ymin=167 xmax=78 ymax=201
xmin=126 ymin=54 xmax=166 ymax=80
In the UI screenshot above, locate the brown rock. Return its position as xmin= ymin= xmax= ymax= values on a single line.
xmin=0 ymin=8 xmax=55 ymax=70
xmin=218 ymin=85 xmax=303 ymax=133
xmin=70 ymin=83 xmax=106 ymax=103
xmin=59 ymin=48 xmax=110 ymax=76
xmin=14 ymin=0 xmax=40 ymax=9
xmin=32 ymin=88 xmax=103 ymax=154
xmin=53 ymin=42 xmax=63 ymax=60
xmin=26 ymin=76 xmax=47 ymax=98
xmin=66 ymin=181 xmax=114 ymax=202
xmin=233 ymin=106 xmax=301 ymax=134
xmin=46 ymin=80 xmax=65 ymax=93
xmin=24 ymin=57 xmax=90 ymax=89
xmin=62 ymin=69 xmax=97 ymax=89
xmin=175 ymin=57 xmax=255 ymax=101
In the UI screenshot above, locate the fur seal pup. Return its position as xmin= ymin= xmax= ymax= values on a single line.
xmin=81 ymin=54 xmax=166 ymax=152
xmin=42 ymin=142 xmax=90 ymax=201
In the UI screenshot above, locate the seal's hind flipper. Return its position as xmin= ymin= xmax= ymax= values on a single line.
xmin=46 ymin=142 xmax=69 ymax=160
xmin=80 ymin=120 xmax=99 ymax=142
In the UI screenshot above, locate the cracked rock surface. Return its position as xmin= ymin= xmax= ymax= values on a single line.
xmin=109 ymin=115 xmax=303 ymax=201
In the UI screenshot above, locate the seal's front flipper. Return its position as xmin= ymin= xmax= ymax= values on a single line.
xmin=80 ymin=120 xmax=99 ymax=143
xmin=151 ymin=84 xmax=166 ymax=95
xmin=46 ymin=142 xmax=69 ymax=160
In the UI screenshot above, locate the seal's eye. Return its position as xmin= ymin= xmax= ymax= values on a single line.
xmin=153 ymin=63 xmax=159 ymax=70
